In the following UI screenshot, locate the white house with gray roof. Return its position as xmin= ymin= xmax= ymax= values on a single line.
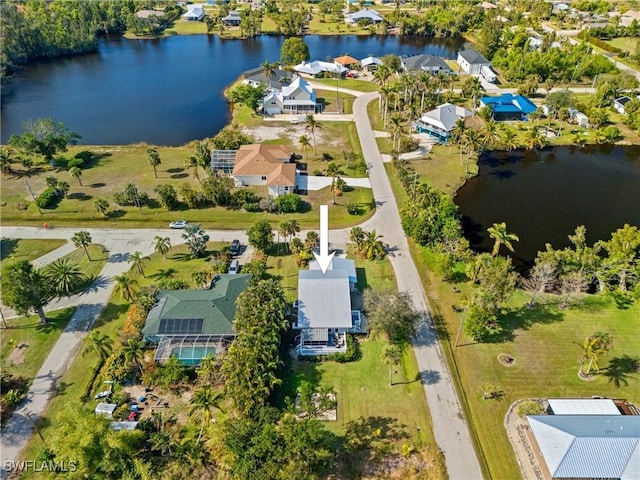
xmin=457 ymin=49 xmax=491 ymax=74
xmin=294 ymin=263 xmax=363 ymax=356
xmin=349 ymin=9 xmax=383 ymax=24
xmin=262 ymin=76 xmax=317 ymax=115
xmin=527 ymin=415 xmax=640 ymax=479
xmin=183 ymin=3 xmax=205 ymax=21
xmin=401 ymin=54 xmax=452 ymax=74
xmin=413 ymin=103 xmax=472 ymax=142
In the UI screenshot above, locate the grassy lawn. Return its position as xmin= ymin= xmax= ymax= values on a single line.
xmin=164 ymin=20 xmax=208 ymax=35
xmin=277 ymin=339 xmax=436 ymax=446
xmin=313 ymin=77 xmax=379 ymax=92
xmin=605 ymin=37 xmax=639 ymax=55
xmin=0 ymin=145 xmax=373 ymax=229
xmin=57 ymin=244 xmax=109 ymax=291
xmin=0 ymin=308 xmax=76 ymax=384
xmin=315 ymin=89 xmax=355 ymax=114
xmin=0 ymin=238 xmax=67 ymax=263
xmin=417 ymin=144 xmax=477 ymax=195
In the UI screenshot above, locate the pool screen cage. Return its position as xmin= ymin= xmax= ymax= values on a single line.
xmin=154 ymin=336 xmax=232 ymax=365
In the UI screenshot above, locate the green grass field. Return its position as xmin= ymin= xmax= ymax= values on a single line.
xmin=0 ymin=238 xmax=67 ymax=264
xmin=313 ymin=77 xmax=379 ymax=92
xmin=605 ymin=37 xmax=639 ymax=54
xmin=315 ymin=89 xmax=355 ymax=114
xmin=0 ymin=144 xmax=374 ymax=229
xmin=1 ymin=308 xmax=76 ymax=383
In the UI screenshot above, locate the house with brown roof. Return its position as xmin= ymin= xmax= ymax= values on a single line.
xmin=334 ymin=55 xmax=360 ymax=69
xmin=231 ymin=144 xmax=297 ymax=197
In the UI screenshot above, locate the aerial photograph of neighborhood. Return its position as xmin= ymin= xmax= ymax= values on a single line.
xmin=1 ymin=0 xmax=639 ymax=479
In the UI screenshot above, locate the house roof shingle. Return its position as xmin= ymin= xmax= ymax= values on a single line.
xmin=334 ymin=55 xmax=360 ymax=66
xmin=402 ymin=54 xmax=451 ymax=72
xmin=458 ymin=49 xmax=491 ymax=65
xmin=232 ymin=144 xmax=296 ymax=186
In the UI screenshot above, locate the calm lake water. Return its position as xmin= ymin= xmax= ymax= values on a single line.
xmin=455 ymin=145 xmax=640 ymax=267
xmin=1 ymin=34 xmax=465 ymax=145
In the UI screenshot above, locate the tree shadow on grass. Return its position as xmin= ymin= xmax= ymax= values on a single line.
xmin=149 ymin=268 xmax=177 ymax=280
xmin=602 ymin=355 xmax=639 ymax=388
xmin=67 ymin=192 xmax=92 ymax=201
xmin=105 ymin=209 xmax=125 ymax=219
xmin=0 ymin=238 xmax=19 ymax=260
xmin=485 ymin=303 xmax=565 ymax=343
xmin=170 ymin=252 xmax=195 ymax=262
xmin=80 ymin=275 xmax=112 ymax=295
xmin=92 ymin=302 xmax=129 ymax=330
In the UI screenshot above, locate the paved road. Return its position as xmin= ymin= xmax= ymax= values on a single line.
xmin=353 ymin=92 xmax=483 ymax=479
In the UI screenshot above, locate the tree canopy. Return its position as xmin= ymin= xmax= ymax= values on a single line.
xmin=9 ymin=118 xmax=81 ymax=161
xmin=279 ymin=37 xmax=310 ymax=66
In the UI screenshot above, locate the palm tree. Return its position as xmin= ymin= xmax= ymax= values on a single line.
xmin=462 ymin=129 xmax=483 ymax=174
xmin=123 ymin=338 xmax=145 ymax=375
xmin=261 ymin=60 xmax=276 ymax=83
xmin=305 ymin=115 xmax=323 ymax=155
xmin=487 ymin=222 xmax=519 ymax=256
xmin=381 ymin=344 xmax=403 ymax=387
xmin=185 ymin=155 xmax=200 ymax=181
xmin=154 ymin=236 xmax=171 ymax=259
xmin=189 ymin=385 xmax=225 ymax=444
xmin=69 ymin=166 xmax=82 ymax=186
xmin=388 ymin=114 xmax=404 ymax=151
xmin=191 ymin=268 xmax=214 ymax=289
xmin=94 ymin=198 xmax=109 ymax=216
xmin=325 ymin=162 xmax=343 ymax=204
xmin=501 ymin=128 xmax=519 ymax=151
xmin=72 ymin=231 xmax=92 ymax=260
xmin=363 ymin=230 xmax=385 ymax=260
xmin=113 ymin=273 xmax=139 ymax=302
xmin=482 ymin=119 xmax=501 ymax=149
xmin=379 ymin=84 xmax=394 ymax=127
xmin=56 ymin=181 xmax=70 ymax=199
xmin=194 ymin=141 xmax=211 ymax=178
xmin=349 ymin=226 xmax=365 ymax=251
xmin=450 ymin=117 xmax=467 ymax=160
xmin=0 ymin=147 xmax=15 ymax=176
xmin=128 ymin=251 xmax=149 ymax=278
xmin=524 ymin=127 xmax=547 ymax=151
xmin=576 ymin=335 xmax=609 ymax=375
xmin=82 ymin=330 xmax=114 ymax=362
xmin=305 ymin=231 xmax=319 ymax=250
xmin=298 ymin=134 xmax=311 ymax=161
xmin=182 ymin=223 xmax=209 ymax=259
xmin=150 ymin=430 xmax=174 ymax=457
xmin=146 ymin=148 xmax=161 ymax=179
xmin=44 ymin=258 xmax=85 ymax=297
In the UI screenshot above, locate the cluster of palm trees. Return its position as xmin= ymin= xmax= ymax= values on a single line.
xmin=349 ymin=227 xmax=386 ymax=260
xmin=289 ymin=231 xmax=320 ymax=267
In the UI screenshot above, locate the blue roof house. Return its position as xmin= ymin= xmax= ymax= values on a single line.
xmin=480 ymin=93 xmax=537 ymax=121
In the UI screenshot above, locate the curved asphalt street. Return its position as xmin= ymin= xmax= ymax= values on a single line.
xmin=1 ymin=94 xmax=482 ymax=479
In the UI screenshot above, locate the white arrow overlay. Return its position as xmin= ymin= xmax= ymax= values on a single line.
xmin=313 ymin=204 xmax=335 ymax=274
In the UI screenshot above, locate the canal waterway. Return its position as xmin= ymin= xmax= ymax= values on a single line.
xmin=455 ymin=145 xmax=640 ymax=268
xmin=1 ymin=34 xmax=465 ymax=145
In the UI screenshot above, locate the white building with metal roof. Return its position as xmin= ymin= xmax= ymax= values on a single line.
xmin=547 ymin=398 xmax=621 ymax=416
xmin=527 ymin=415 xmax=640 ymax=479
xmin=294 ymin=269 xmax=362 ymax=356
xmin=309 ymin=257 xmax=357 ymax=292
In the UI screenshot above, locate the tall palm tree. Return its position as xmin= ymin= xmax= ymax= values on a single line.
xmin=72 ymin=231 xmax=92 ymax=260
xmin=372 ymin=63 xmax=391 ymax=86
xmin=305 ymin=231 xmax=319 ymax=250
xmin=0 ymin=147 xmax=15 ymax=177
xmin=487 ymin=222 xmax=519 ymax=256
xmin=298 ymin=134 xmax=311 ymax=161
xmin=194 ymin=141 xmax=211 ymax=178
xmin=185 ymin=155 xmax=200 ymax=181
xmin=128 ymin=251 xmax=149 ymax=278
xmin=349 ymin=226 xmax=365 ymax=251
xmin=524 ymin=127 xmax=547 ymax=151
xmin=363 ymin=230 xmax=385 ymax=260
xmin=381 ymin=344 xmax=403 ymax=387
xmin=576 ymin=335 xmax=607 ymax=374
xmin=189 ymin=385 xmax=225 ymax=444
xmin=113 ymin=273 xmax=139 ymax=302
xmin=154 ymin=236 xmax=171 ymax=259
xmin=146 ymin=148 xmax=161 ymax=179
xmin=69 ymin=166 xmax=82 ymax=186
xmin=123 ymin=338 xmax=145 ymax=375
xmin=501 ymin=128 xmax=519 ymax=151
xmin=261 ymin=60 xmax=276 ymax=83
xmin=150 ymin=430 xmax=174 ymax=457
xmin=325 ymin=162 xmax=343 ymax=204
xmin=450 ymin=118 xmax=467 ymax=160
xmin=305 ymin=115 xmax=323 ymax=155
xmin=379 ymin=83 xmax=394 ymax=127
xmin=482 ymin=119 xmax=501 ymax=149
xmin=44 ymin=258 xmax=86 ymax=297
xmin=388 ymin=114 xmax=404 ymax=151
xmin=82 ymin=330 xmax=114 ymax=362
xmin=462 ymin=129 xmax=483 ymax=174
xmin=94 ymin=198 xmax=109 ymax=216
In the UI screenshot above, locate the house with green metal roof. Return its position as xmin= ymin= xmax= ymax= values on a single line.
xmin=142 ymin=274 xmax=251 ymax=366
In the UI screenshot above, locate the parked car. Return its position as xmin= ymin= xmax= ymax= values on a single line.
xmin=228 ymin=259 xmax=239 ymax=274
xmin=346 ymin=71 xmax=359 ymax=78
xmin=169 ymin=220 xmax=187 ymax=229
xmin=229 ymin=239 xmax=241 ymax=256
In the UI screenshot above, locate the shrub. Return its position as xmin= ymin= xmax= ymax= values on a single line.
xmin=16 ymin=203 xmax=28 ymax=211
xmin=516 ymin=400 xmax=544 ymax=418
xmin=67 ymin=158 xmax=84 ymax=170
xmin=347 ymin=202 xmax=361 ymax=215
xmin=322 ymin=153 xmax=332 ymax=161
xmin=312 ymin=169 xmax=324 ymax=176
xmin=112 ymin=403 xmax=130 ymax=421
xmin=274 ymin=193 xmax=302 ymax=213
xmin=35 ymin=187 xmax=60 ymax=209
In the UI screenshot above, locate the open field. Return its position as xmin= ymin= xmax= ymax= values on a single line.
xmin=0 ymin=308 xmax=76 ymax=384
xmin=605 ymin=37 xmax=639 ymax=54
xmin=0 ymin=144 xmax=374 ymax=229
xmin=313 ymin=77 xmax=379 ymax=92
xmin=0 ymin=238 xmax=66 ymax=264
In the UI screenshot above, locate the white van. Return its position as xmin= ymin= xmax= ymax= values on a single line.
xmin=228 ymin=260 xmax=239 ymax=274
